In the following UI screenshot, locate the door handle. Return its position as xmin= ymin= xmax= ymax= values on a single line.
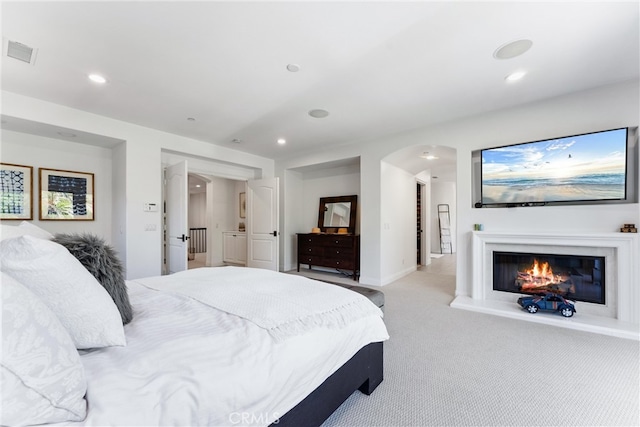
xmin=272 ymin=231 xmax=277 ymax=237
xmin=177 ymin=234 xmax=190 ymax=242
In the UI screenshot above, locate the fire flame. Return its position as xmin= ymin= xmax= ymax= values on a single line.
xmin=517 ymin=259 xmax=565 ymax=293
xmin=515 ymin=259 xmax=576 ymax=295
xmin=527 ymin=259 xmax=554 ymax=282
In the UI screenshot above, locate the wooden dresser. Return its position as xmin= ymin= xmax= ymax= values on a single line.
xmin=297 ymin=233 xmax=360 ymax=280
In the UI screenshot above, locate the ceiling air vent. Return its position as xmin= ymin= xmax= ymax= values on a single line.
xmin=5 ymin=40 xmax=37 ymax=65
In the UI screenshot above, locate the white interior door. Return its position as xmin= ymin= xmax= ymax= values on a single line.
xmin=166 ymin=161 xmax=188 ymax=274
xmin=246 ymin=177 xmax=279 ymax=271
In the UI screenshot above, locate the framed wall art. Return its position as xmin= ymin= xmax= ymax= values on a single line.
xmin=239 ymin=192 xmax=246 ymax=218
xmin=39 ymin=168 xmax=94 ymax=221
xmin=0 ymin=163 xmax=33 ymax=220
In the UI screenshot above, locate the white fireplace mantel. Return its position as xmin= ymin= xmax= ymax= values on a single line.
xmin=451 ymin=231 xmax=639 ymax=340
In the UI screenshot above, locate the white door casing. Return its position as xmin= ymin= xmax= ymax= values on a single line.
xmin=246 ymin=177 xmax=279 ymax=271
xmin=166 ymin=161 xmax=188 ymax=274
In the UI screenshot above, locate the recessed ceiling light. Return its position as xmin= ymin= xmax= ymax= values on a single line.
xmin=277 ymin=138 xmax=286 ymax=145
xmin=195 ymin=184 xmax=201 ymax=188
xmin=88 ymin=73 xmax=107 ymax=84
xmin=309 ymin=109 xmax=329 ymax=118
xmin=494 ymin=39 xmax=533 ymax=60
xmin=286 ymin=63 xmax=300 ymax=72
xmin=420 ymin=152 xmax=438 ymax=160
xmin=505 ymin=71 xmax=526 ymax=82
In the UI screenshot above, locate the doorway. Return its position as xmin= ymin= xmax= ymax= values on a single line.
xmin=381 ymin=144 xmax=457 ymax=276
xmin=188 ymin=173 xmax=208 ymax=269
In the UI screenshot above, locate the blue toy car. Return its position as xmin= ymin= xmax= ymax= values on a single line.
xmin=517 ymin=293 xmax=576 ymax=318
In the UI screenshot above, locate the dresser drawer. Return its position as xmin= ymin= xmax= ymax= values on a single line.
xmin=299 ymin=255 xmax=336 ymax=267
xmin=324 ymin=258 xmax=354 ymax=270
xmin=300 ymin=234 xmax=353 ymax=248
xmin=300 ymin=235 xmax=325 ymax=246
xmin=297 ymin=233 xmax=359 ymax=280
xmin=298 ymin=244 xmax=324 ymax=256
xmin=324 ymin=247 xmax=353 ymax=258
xmin=325 ymin=236 xmax=353 ymax=248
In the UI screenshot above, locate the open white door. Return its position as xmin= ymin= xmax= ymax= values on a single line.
xmin=246 ymin=177 xmax=279 ymax=271
xmin=165 ymin=161 xmax=189 ymax=274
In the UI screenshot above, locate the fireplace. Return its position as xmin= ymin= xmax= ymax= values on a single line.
xmin=493 ymin=251 xmax=605 ymax=305
xmin=450 ymin=231 xmax=639 ymax=340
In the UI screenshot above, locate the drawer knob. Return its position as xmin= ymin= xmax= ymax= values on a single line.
xmin=308 ymin=248 xmax=311 ymax=252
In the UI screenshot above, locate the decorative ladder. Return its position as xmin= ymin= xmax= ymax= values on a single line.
xmin=437 ymin=204 xmax=452 ymax=254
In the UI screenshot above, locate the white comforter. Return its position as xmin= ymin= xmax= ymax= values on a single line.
xmin=62 ymin=268 xmax=389 ymax=427
xmin=137 ymin=266 xmax=383 ymax=341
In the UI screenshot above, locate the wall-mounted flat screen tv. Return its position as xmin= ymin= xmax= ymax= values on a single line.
xmin=481 ymin=128 xmax=628 ymax=206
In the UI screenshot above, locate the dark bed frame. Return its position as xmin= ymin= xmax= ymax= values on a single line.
xmin=271 ymin=341 xmax=384 ymax=427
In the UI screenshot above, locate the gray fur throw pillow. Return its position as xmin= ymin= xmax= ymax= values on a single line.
xmin=53 ymin=233 xmax=133 ymax=325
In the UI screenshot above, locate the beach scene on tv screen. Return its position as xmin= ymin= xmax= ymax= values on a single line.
xmin=481 ymin=128 xmax=627 ymax=204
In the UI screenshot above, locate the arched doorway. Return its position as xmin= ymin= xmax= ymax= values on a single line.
xmin=382 ymin=144 xmax=457 ymax=269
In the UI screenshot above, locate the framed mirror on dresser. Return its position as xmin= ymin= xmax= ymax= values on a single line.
xmin=317 ymin=195 xmax=357 ymax=234
xmin=298 ymin=195 xmax=359 ymax=280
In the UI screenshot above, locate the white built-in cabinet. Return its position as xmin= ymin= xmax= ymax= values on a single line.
xmin=223 ymin=231 xmax=246 ymax=265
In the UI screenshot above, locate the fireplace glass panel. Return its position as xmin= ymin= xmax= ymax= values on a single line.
xmin=493 ymin=251 xmax=605 ymax=305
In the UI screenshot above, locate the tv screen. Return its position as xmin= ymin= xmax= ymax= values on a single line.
xmin=481 ymin=128 xmax=628 ymax=206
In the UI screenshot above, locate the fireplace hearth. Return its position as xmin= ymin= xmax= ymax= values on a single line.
xmin=493 ymin=251 xmax=605 ymax=305
xmin=450 ymin=231 xmax=639 ymax=340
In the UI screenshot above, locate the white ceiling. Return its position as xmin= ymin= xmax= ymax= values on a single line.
xmin=2 ymin=1 xmax=638 ymax=181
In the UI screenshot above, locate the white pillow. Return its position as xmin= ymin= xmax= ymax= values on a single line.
xmin=0 ymin=220 xmax=54 ymax=241
xmin=18 ymin=220 xmax=54 ymax=239
xmin=0 ymin=235 xmax=126 ymax=349
xmin=1 ymin=272 xmax=88 ymax=425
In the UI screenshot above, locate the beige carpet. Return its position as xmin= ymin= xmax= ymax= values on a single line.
xmin=294 ymin=256 xmax=640 ymax=427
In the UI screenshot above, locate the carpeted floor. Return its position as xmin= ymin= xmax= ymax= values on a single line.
xmin=295 ymin=256 xmax=639 ymax=427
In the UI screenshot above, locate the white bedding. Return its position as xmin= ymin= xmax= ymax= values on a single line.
xmin=136 ymin=266 xmax=383 ymax=341
xmin=58 ymin=268 xmax=389 ymax=427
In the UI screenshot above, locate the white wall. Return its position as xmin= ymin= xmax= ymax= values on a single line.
xmin=188 ymin=179 xmax=246 ymax=266
xmin=189 ymin=192 xmax=206 ymax=229
xmin=280 ymin=164 xmax=360 ymax=271
xmin=3 ymin=91 xmax=275 ymax=279
xmin=1 ymin=130 xmax=114 ymax=240
xmin=369 ymin=80 xmax=640 ymax=290
xmin=112 ymin=142 xmax=127 ymax=262
xmin=204 ymin=176 xmax=242 ymax=266
xmin=301 ymin=166 xmax=361 ymax=233
xmin=278 ymin=80 xmax=638 ymax=288
xmin=380 ymin=161 xmax=417 ymax=283
xmin=3 ymin=81 xmax=638 ymax=287
xmin=233 ymin=180 xmax=247 ymax=230
xmin=282 ymin=169 xmax=304 ymax=271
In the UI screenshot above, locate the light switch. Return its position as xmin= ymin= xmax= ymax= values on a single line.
xmin=144 ymin=203 xmax=158 ymax=212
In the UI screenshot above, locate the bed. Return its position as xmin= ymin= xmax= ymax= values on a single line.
xmin=0 ymin=223 xmax=388 ymax=427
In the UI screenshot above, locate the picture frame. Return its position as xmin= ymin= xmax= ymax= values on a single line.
xmin=239 ymin=192 xmax=246 ymax=218
xmin=39 ymin=168 xmax=94 ymax=221
xmin=0 ymin=163 xmax=33 ymax=220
